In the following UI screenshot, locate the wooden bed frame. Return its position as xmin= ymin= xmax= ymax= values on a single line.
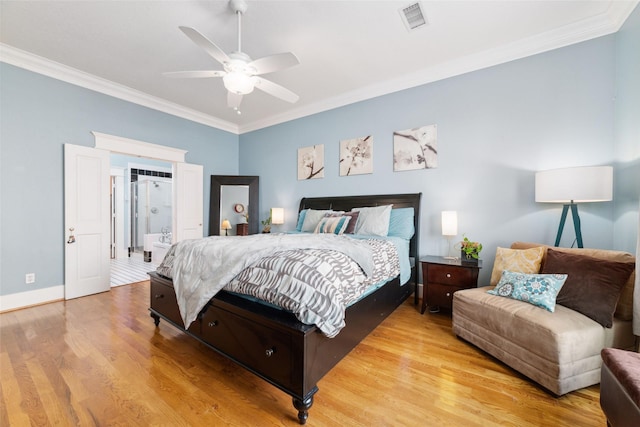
xmin=148 ymin=193 xmax=421 ymax=424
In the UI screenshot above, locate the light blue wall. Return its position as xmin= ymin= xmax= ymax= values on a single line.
xmin=0 ymin=63 xmax=239 ymax=296
xmin=239 ymin=35 xmax=624 ymax=285
xmin=2 ymin=13 xmax=637 ymax=299
xmin=614 ymin=4 xmax=640 ymax=253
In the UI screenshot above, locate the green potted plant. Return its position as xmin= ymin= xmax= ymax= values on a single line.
xmin=261 ymin=215 xmax=272 ymax=233
xmin=460 ymin=236 xmax=482 ymax=264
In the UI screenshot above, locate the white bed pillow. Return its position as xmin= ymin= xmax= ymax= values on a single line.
xmin=351 ymin=205 xmax=392 ymax=236
xmin=300 ymin=209 xmax=332 ymax=232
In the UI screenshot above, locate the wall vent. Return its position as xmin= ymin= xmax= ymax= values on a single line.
xmin=399 ymin=2 xmax=428 ymax=32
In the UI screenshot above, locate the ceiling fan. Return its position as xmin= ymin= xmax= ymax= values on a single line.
xmin=165 ymin=0 xmax=300 ymax=112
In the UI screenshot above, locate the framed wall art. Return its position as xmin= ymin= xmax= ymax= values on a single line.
xmin=298 ymin=144 xmax=325 ymax=180
xmin=393 ymin=124 xmax=438 ymax=171
xmin=339 ymin=135 xmax=373 ymax=176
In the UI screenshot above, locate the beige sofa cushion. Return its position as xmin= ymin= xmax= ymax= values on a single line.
xmin=489 ymin=246 xmax=545 ymax=286
xmin=511 ymin=242 xmax=636 ymax=320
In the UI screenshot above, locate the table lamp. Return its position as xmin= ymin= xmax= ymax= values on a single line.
xmin=221 ymin=219 xmax=232 ymax=236
xmin=441 ymin=210 xmax=458 ymax=259
xmin=271 ymin=208 xmax=284 ymax=226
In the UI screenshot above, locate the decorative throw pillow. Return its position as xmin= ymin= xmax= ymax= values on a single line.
xmin=325 ymin=211 xmax=360 ymax=234
xmin=314 ymin=215 xmax=351 ymax=235
xmin=351 ymin=205 xmax=393 ymax=236
xmin=489 ymin=246 xmax=545 ymax=286
xmin=487 ymin=270 xmax=568 ymax=312
xmin=540 ymin=249 xmax=635 ymax=328
xmin=300 ymin=209 xmax=332 ymax=232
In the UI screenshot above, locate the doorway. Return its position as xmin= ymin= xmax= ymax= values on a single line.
xmin=65 ymin=132 xmax=203 ymax=300
xmin=110 ymin=155 xmax=173 ymax=287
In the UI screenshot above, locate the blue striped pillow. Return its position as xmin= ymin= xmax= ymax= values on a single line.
xmin=314 ymin=216 xmax=351 ymax=235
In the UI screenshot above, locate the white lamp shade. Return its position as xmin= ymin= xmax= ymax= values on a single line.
xmin=221 ymin=219 xmax=232 ymax=230
xmin=271 ymin=207 xmax=284 ymax=225
xmin=535 ymin=166 xmax=613 ymax=203
xmin=441 ymin=211 xmax=458 ymax=236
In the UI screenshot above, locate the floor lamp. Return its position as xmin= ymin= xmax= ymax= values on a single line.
xmin=442 ymin=211 xmax=458 ymax=259
xmin=535 ymin=166 xmax=613 ymax=248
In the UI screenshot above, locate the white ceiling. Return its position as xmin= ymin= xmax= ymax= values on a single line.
xmin=1 ymin=1 xmax=637 ymax=134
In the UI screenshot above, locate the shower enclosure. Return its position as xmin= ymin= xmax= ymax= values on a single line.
xmin=130 ymin=180 xmax=172 ymax=253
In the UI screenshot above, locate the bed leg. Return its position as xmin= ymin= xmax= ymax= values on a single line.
xmin=150 ymin=312 xmax=160 ymax=327
xmin=292 ymin=393 xmax=314 ymax=425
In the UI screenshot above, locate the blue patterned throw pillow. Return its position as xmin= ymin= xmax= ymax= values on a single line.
xmin=487 ymin=270 xmax=568 ymax=312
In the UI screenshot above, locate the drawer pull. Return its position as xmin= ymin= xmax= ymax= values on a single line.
xmin=154 ymin=294 xmax=164 ymax=299
xmin=446 ymin=292 xmax=451 ymax=297
xmin=208 ymin=320 xmax=218 ymax=327
xmin=446 ymin=273 xmax=451 ymax=278
xmin=265 ymin=348 xmax=275 ymax=357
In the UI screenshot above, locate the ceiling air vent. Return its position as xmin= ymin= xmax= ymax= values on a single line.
xmin=399 ymin=2 xmax=428 ymax=32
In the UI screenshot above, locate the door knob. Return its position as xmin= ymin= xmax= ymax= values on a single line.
xmin=67 ymin=227 xmax=76 ymax=244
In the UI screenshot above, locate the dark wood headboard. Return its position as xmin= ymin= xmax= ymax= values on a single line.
xmin=299 ymin=193 xmax=422 ymax=286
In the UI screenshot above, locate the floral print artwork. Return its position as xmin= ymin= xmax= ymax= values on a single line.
xmin=339 ymin=135 xmax=373 ymax=176
xmin=298 ymin=144 xmax=325 ymax=180
xmin=393 ymin=124 xmax=438 ymax=171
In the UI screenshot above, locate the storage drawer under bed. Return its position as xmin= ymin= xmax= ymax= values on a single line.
xmin=200 ymin=305 xmax=294 ymax=387
xmin=150 ymin=279 xmax=200 ymax=334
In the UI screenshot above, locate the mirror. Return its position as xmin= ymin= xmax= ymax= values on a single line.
xmin=209 ymin=175 xmax=259 ymax=236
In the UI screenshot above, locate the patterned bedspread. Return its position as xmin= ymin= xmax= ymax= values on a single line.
xmin=227 ymin=239 xmax=399 ymax=337
xmin=156 ymin=233 xmax=399 ymax=337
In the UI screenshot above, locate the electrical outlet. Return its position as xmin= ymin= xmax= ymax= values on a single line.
xmin=25 ymin=273 xmax=35 ymax=284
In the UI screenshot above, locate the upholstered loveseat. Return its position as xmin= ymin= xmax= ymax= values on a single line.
xmin=452 ymin=242 xmax=636 ymax=395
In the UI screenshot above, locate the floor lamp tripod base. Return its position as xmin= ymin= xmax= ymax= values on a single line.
xmin=554 ymin=202 xmax=583 ymax=248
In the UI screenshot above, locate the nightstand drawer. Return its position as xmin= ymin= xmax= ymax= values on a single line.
xmin=427 ymin=264 xmax=476 ymax=286
xmin=426 ymin=283 xmax=465 ymax=310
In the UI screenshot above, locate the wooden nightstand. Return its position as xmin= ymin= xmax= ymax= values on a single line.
xmin=236 ymin=223 xmax=249 ymax=236
xmin=420 ymin=256 xmax=482 ymax=314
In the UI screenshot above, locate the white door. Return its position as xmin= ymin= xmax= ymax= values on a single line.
xmin=174 ymin=162 xmax=203 ymax=242
xmin=64 ymin=144 xmax=111 ymax=299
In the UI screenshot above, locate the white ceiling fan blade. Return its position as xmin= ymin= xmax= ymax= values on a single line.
xmin=254 ymin=77 xmax=299 ymax=103
xmin=228 ymin=91 xmax=243 ymax=109
xmin=179 ymin=26 xmax=230 ymax=65
xmin=164 ymin=70 xmax=226 ymax=79
xmin=249 ymin=52 xmax=300 ymax=75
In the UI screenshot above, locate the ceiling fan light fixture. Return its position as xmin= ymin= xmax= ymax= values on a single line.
xmin=167 ymin=0 xmax=299 ymax=107
xmin=223 ymin=71 xmax=255 ymax=95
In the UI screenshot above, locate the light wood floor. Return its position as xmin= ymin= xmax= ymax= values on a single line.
xmin=1 ymin=281 xmax=605 ymax=426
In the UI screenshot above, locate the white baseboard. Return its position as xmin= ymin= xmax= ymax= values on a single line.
xmin=0 ymin=285 xmax=64 ymax=312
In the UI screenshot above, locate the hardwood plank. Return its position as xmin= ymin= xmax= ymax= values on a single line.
xmin=0 ymin=281 xmax=606 ymax=426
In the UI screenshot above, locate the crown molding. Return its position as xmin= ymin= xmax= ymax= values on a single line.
xmin=0 ymin=43 xmax=240 ymax=134
xmin=237 ymin=0 xmax=638 ymax=134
